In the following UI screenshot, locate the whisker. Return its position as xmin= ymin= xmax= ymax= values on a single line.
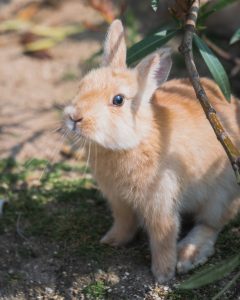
xmin=83 ymin=140 xmax=92 ymax=177
xmin=94 ymin=142 xmax=98 ymax=175
xmin=39 ymin=129 xmax=68 ymax=181
xmin=74 ymin=138 xmax=87 ymax=162
xmin=70 ymin=134 xmax=84 ymax=149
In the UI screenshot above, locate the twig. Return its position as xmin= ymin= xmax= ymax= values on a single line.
xmin=203 ymin=35 xmax=240 ymax=77
xmin=179 ymin=0 xmax=240 ymax=184
xmin=16 ymin=212 xmax=28 ymax=241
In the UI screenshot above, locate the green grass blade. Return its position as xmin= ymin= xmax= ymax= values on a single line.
xmin=230 ymin=28 xmax=240 ymax=45
xmin=151 ymin=0 xmax=160 ymax=12
xmin=178 ymin=254 xmax=240 ymax=290
xmin=127 ymin=29 xmax=177 ymax=66
xmin=193 ymin=34 xmax=231 ymax=102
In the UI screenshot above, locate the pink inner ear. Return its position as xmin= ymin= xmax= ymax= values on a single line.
xmin=106 ymin=32 xmax=126 ymax=68
xmin=155 ymin=54 xmax=172 ymax=86
xmin=102 ymin=20 xmax=127 ymax=68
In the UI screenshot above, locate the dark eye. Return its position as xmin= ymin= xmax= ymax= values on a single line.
xmin=112 ymin=94 xmax=124 ymax=106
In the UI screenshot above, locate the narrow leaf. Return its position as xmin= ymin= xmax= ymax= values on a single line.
xmin=199 ymin=0 xmax=238 ymax=20
xmin=127 ymin=29 xmax=177 ymax=66
xmin=212 ymin=270 xmax=240 ymax=300
xmin=151 ymin=0 xmax=160 ymax=12
xmin=178 ymin=254 xmax=240 ymax=290
xmin=208 ymin=0 xmax=237 ymax=13
xmin=230 ymin=28 xmax=240 ymax=45
xmin=193 ymin=34 xmax=231 ymax=101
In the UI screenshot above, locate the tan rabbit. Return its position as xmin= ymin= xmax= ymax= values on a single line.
xmin=64 ymin=20 xmax=240 ymax=283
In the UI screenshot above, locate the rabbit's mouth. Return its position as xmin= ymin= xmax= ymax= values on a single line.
xmin=64 ymin=105 xmax=83 ymax=133
xmin=66 ymin=117 xmax=78 ymax=132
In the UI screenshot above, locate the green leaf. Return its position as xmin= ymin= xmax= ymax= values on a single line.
xmin=230 ymin=28 xmax=240 ymax=45
xmin=178 ymin=254 xmax=240 ymax=290
xmin=151 ymin=0 xmax=160 ymax=12
xmin=193 ymin=34 xmax=231 ymax=101
xmin=212 ymin=270 xmax=240 ymax=300
xmin=127 ymin=29 xmax=177 ymax=66
xmin=199 ymin=0 xmax=238 ymax=20
xmin=208 ymin=0 xmax=238 ymax=13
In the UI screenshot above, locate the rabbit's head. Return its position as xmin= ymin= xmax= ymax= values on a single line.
xmin=64 ymin=20 xmax=172 ymax=150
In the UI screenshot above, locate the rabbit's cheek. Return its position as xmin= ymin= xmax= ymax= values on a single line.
xmin=80 ymin=118 xmax=96 ymax=139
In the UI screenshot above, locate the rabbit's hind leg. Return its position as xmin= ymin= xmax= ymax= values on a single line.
xmin=177 ymin=223 xmax=218 ymax=274
xmin=177 ymin=192 xmax=240 ymax=274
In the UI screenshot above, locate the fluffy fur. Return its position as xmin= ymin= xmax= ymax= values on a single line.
xmin=64 ymin=20 xmax=240 ymax=283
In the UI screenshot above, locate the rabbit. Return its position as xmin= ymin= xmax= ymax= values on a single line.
xmin=64 ymin=19 xmax=240 ymax=283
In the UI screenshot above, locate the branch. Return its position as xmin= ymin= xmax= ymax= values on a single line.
xmin=179 ymin=0 xmax=240 ymax=184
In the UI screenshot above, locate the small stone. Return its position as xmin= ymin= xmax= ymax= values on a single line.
xmin=45 ymin=287 xmax=54 ymax=294
xmin=86 ymin=199 xmax=95 ymax=205
xmin=107 ymin=273 xmax=119 ymax=284
xmin=8 ymin=269 xmax=14 ymax=275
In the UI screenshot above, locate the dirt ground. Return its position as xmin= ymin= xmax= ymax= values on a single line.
xmin=0 ymin=1 xmax=240 ymax=299
xmin=0 ymin=0 xmax=105 ymax=162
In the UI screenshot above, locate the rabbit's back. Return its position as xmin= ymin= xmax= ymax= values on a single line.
xmin=153 ymin=78 xmax=240 ymax=222
xmin=154 ymin=78 xmax=240 ymax=141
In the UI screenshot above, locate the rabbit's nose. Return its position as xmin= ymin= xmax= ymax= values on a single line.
xmin=68 ymin=114 xmax=83 ymax=131
xmin=69 ymin=115 xmax=83 ymax=123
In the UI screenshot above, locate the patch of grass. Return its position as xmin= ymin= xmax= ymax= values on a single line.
xmin=0 ymin=157 xmax=113 ymax=261
xmin=6 ymin=271 xmax=24 ymax=284
xmin=167 ymin=289 xmax=196 ymax=300
xmin=83 ymin=280 xmax=107 ymax=300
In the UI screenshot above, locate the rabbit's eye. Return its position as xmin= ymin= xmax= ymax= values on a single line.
xmin=112 ymin=94 xmax=124 ymax=106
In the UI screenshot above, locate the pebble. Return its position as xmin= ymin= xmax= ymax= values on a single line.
xmin=45 ymin=287 xmax=54 ymax=294
xmin=86 ymin=199 xmax=95 ymax=205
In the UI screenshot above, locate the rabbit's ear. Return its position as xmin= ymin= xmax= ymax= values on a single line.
xmin=136 ymin=49 xmax=172 ymax=102
xmin=102 ymin=20 xmax=127 ymax=68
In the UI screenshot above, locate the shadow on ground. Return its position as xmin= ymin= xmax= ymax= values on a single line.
xmin=0 ymin=158 xmax=239 ymax=299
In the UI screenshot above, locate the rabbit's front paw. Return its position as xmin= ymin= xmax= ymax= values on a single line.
xmin=100 ymin=225 xmax=134 ymax=247
xmin=151 ymin=264 xmax=175 ymax=284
